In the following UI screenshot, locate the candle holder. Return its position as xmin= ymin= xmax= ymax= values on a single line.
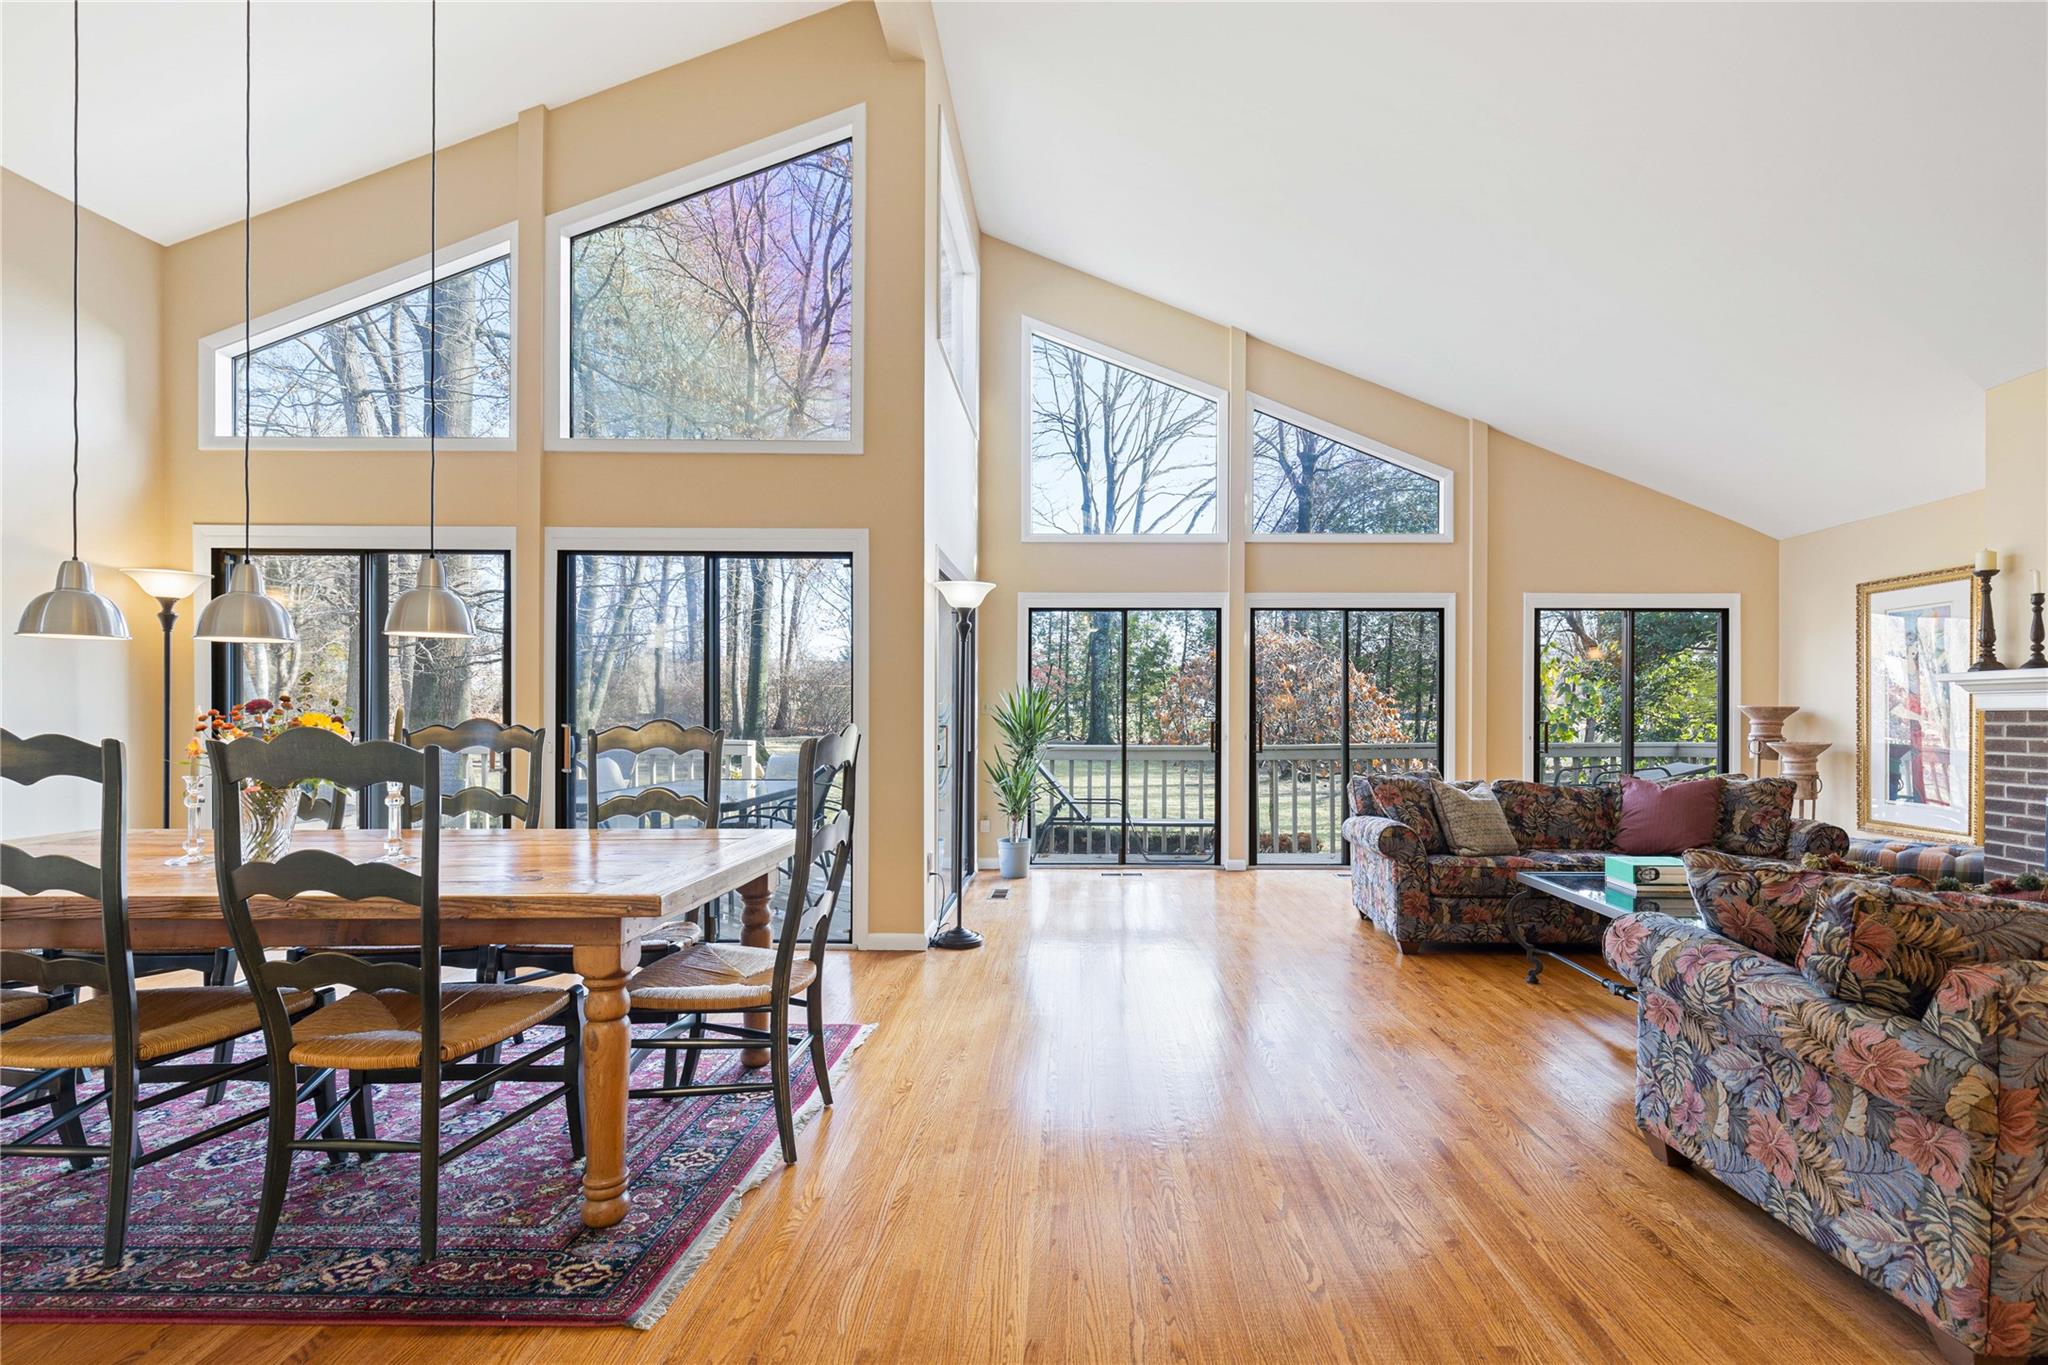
xmin=2026 ymin=592 xmax=2047 ymax=671
xmin=1738 ymin=705 xmax=1799 ymax=777
xmin=1970 ymin=568 xmax=2007 ymax=671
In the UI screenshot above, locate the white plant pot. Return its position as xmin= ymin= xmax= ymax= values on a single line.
xmin=998 ymin=837 xmax=1030 ymax=879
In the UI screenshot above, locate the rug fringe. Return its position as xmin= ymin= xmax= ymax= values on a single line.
xmin=630 ymin=1022 xmax=875 ymax=1330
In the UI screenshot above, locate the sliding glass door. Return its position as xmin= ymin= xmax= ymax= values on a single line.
xmin=1026 ymin=606 xmax=1219 ymax=865
xmin=211 ymin=548 xmax=511 ymax=826
xmin=1534 ymin=606 xmax=1728 ymax=784
xmin=1250 ymin=607 xmax=1444 ymax=865
xmin=557 ymin=550 xmax=856 ymax=940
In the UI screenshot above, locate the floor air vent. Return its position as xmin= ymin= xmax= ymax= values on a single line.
xmin=990 ymin=888 xmax=1009 ymax=900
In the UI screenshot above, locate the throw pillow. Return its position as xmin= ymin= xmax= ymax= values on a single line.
xmin=1368 ymin=775 xmax=1451 ymax=853
xmin=1682 ymin=848 xmax=1841 ymax=963
xmin=1799 ymin=882 xmax=2048 ymax=1015
xmin=1491 ymin=779 xmax=1621 ymax=851
xmin=1613 ymin=774 xmax=1724 ymax=856
xmin=1715 ymin=776 xmax=1795 ymax=858
xmin=1431 ymin=781 xmax=1520 ymax=856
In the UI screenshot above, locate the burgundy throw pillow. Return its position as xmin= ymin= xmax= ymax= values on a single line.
xmin=1614 ymin=775 xmax=1724 ymax=856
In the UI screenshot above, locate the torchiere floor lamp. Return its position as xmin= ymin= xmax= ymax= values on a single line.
xmin=932 ymin=578 xmax=995 ymax=949
xmin=121 ymin=567 xmax=210 ymax=824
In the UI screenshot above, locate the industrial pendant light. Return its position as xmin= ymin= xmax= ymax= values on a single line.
xmin=386 ymin=0 xmax=474 ymax=640
xmin=17 ymin=0 xmax=129 ymax=641
xmin=195 ymin=0 xmax=293 ymax=645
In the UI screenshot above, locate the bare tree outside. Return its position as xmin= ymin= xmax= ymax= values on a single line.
xmin=1249 ymin=411 xmax=1441 ymax=535
xmin=569 ymin=141 xmax=854 ymax=441
xmin=1029 ymin=333 xmax=1219 ymax=535
xmin=234 ymin=257 xmax=511 ymax=440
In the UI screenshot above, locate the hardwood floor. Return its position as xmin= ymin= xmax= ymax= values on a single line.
xmin=6 ymin=870 xmax=1948 ymax=1363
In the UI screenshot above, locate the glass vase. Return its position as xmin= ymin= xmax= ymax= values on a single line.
xmin=165 ymin=774 xmax=209 ymax=866
xmin=239 ymin=780 xmax=298 ymax=863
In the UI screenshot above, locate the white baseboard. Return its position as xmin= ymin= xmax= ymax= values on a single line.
xmin=861 ymin=931 xmax=931 ymax=951
xmin=1223 ymin=858 xmax=1249 ymax=871
xmin=976 ymin=857 xmax=999 ymax=870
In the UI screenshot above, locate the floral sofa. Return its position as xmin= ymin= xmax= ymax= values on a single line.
xmin=1341 ymin=774 xmax=1847 ymax=951
xmin=1605 ymin=861 xmax=2048 ymax=1364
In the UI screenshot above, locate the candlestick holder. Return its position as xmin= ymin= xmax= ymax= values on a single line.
xmin=1970 ymin=568 xmax=2007 ymax=670
xmin=2026 ymin=592 xmax=2047 ymax=670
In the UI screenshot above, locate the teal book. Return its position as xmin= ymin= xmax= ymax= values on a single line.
xmin=1604 ymin=854 xmax=1687 ymax=889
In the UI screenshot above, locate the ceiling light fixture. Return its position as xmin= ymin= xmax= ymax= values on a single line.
xmin=386 ymin=0 xmax=475 ymax=641
xmin=195 ymin=0 xmax=293 ymax=645
xmin=17 ymin=0 xmax=129 ymax=642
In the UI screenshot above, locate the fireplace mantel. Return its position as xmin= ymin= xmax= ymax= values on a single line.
xmin=1942 ymin=667 xmax=2048 ymax=711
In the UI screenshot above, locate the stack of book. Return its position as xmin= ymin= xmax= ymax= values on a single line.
xmin=1604 ymin=854 xmax=1692 ymax=901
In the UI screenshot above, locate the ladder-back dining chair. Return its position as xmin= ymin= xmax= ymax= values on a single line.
xmin=400 ymin=719 xmax=546 ymax=830
xmin=624 ymin=723 xmax=858 ymax=1164
xmin=1 ymin=729 xmax=311 ymax=1268
xmin=209 ymin=726 xmax=586 ymax=1263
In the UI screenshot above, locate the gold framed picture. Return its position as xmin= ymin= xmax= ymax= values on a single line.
xmin=1855 ymin=566 xmax=1983 ymax=844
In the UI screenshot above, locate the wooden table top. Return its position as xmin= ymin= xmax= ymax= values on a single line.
xmin=0 ymin=827 xmax=796 ymax=924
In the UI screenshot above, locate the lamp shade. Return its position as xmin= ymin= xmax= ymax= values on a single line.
xmin=935 ymin=579 xmax=996 ymax=612
xmin=194 ymin=559 xmax=296 ymax=643
xmin=384 ymin=553 xmax=475 ymax=639
xmin=16 ymin=558 xmax=130 ymax=639
xmin=120 ymin=567 xmax=209 ymax=602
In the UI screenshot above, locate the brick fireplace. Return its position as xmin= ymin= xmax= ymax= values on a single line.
xmin=1983 ymin=709 xmax=2048 ymax=876
xmin=1951 ymin=670 xmax=2048 ymax=878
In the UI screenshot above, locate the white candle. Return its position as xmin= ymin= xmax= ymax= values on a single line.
xmin=2034 ymin=569 xmax=2043 ymax=595
xmin=1976 ymin=549 xmax=2000 ymax=573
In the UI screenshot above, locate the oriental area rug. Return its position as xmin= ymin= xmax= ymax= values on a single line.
xmin=0 ymin=1022 xmax=870 ymax=1328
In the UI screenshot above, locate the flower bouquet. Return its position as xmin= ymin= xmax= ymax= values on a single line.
xmin=191 ymin=671 xmax=353 ymax=862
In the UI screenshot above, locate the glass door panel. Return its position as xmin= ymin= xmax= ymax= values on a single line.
xmin=1535 ymin=608 xmax=1626 ymax=784
xmin=1252 ymin=609 xmax=1343 ymax=863
xmin=558 ymin=549 xmax=855 ymax=941
xmin=1029 ymin=609 xmax=1125 ymax=863
xmin=1629 ymin=610 xmax=1725 ymax=777
xmin=1126 ymin=609 xmax=1218 ymax=864
xmin=1348 ymin=609 xmax=1444 ymax=780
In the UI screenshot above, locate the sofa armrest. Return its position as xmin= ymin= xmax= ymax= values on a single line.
xmin=1601 ymin=910 xmax=1698 ymax=987
xmin=1341 ymin=814 xmax=1423 ymax=864
xmin=1786 ymin=818 xmax=1848 ymax=859
xmin=1921 ymin=960 xmax=2048 ymax=1356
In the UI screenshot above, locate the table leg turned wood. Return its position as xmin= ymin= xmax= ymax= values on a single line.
xmin=574 ymin=942 xmax=632 ymax=1228
xmin=741 ymin=871 xmax=773 ymax=1068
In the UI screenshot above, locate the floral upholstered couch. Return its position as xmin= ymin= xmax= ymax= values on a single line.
xmin=1605 ymin=857 xmax=2048 ymax=1363
xmin=1340 ymin=774 xmax=1847 ymax=951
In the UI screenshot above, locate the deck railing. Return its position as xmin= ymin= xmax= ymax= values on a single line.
xmin=1029 ymin=739 xmax=1724 ymax=864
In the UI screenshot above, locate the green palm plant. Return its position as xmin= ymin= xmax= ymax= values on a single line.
xmin=985 ymin=685 xmax=1055 ymax=842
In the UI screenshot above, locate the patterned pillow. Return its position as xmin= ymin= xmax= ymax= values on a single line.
xmin=1715 ymin=777 xmax=1795 ymax=858
xmin=1431 ymin=781 xmax=1519 ymax=856
xmin=1349 ymin=767 xmax=1441 ymax=816
xmin=1492 ymin=780 xmax=1620 ymax=851
xmin=1799 ymin=882 xmax=2048 ymax=1015
xmin=1368 ymin=776 xmax=1450 ymax=853
xmin=1682 ymin=848 xmax=1841 ymax=963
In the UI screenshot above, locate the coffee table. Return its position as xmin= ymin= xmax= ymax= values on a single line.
xmin=1505 ymin=870 xmax=1698 ymax=1001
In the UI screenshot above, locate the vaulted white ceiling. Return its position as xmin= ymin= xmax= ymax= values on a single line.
xmin=934 ymin=2 xmax=2047 ymax=537
xmin=0 ymin=1 xmax=835 ymax=246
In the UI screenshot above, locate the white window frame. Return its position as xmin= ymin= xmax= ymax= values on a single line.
xmin=541 ymin=526 xmax=876 ymax=947
xmin=936 ymin=108 xmax=978 ymax=431
xmin=1243 ymin=592 xmax=1459 ymax=781
xmin=1020 ymin=317 xmax=1228 ymax=545
xmin=187 ymin=522 xmax=519 ymax=718
xmin=543 ymin=108 xmax=866 ymax=455
xmin=1520 ymin=592 xmax=1742 ymax=782
xmin=196 ymin=226 xmax=518 ymax=453
xmin=1243 ymin=396 xmax=1454 ymax=543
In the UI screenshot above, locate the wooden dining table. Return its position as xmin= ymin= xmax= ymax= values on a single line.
xmin=0 ymin=825 xmax=797 ymax=1229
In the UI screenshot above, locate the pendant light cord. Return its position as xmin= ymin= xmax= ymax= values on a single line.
xmin=69 ymin=0 xmax=80 ymax=562
xmin=240 ymin=0 xmax=252 ymax=557
xmin=426 ymin=0 xmax=438 ymax=560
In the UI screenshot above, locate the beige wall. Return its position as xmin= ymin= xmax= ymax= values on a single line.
xmin=148 ymin=4 xmax=935 ymax=939
xmin=1774 ymin=367 xmax=2046 ymax=841
xmin=1 ymin=170 xmax=167 ymax=834
xmin=1777 ymin=491 xmax=1986 ymax=835
xmin=976 ymin=237 xmax=1783 ymax=863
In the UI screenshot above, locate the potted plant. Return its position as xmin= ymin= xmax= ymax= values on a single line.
xmin=985 ymin=685 xmax=1053 ymax=879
